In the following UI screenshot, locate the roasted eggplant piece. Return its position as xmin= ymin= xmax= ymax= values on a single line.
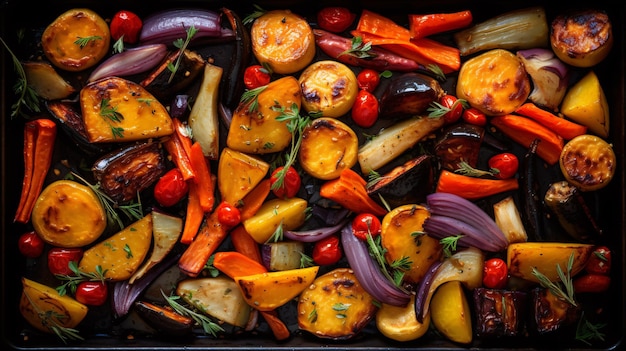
xmin=473 ymin=288 xmax=528 ymax=338
xmin=434 ymin=123 xmax=484 ymax=171
xmin=140 ymin=49 xmax=206 ymax=101
xmin=544 ymin=181 xmax=603 ymax=242
xmin=378 ymin=72 xmax=444 ymax=119
xmin=92 ymin=141 xmax=166 ymax=203
xmin=529 ymin=287 xmax=581 ymax=335
xmin=367 ymin=154 xmax=435 ymax=208
xmin=220 ymin=7 xmax=251 ymax=110
xmin=134 ymin=300 xmax=194 ymax=336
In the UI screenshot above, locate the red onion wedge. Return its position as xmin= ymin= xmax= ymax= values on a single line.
xmin=516 ymin=48 xmax=569 ymax=111
xmin=284 ymin=219 xmax=349 ymax=243
xmin=341 ymin=223 xmax=410 ymax=307
xmin=139 ymin=9 xmax=234 ymax=46
xmin=88 ymin=44 xmax=168 ymax=83
xmin=423 ymin=214 xmax=506 ymax=252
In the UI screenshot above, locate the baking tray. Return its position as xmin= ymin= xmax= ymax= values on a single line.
xmin=1 ymin=0 xmax=624 ymax=350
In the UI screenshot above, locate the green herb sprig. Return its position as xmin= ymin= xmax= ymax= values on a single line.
xmin=532 ymin=252 xmax=577 ymax=306
xmin=454 ymin=161 xmax=498 ymax=178
xmin=168 ymin=25 xmax=198 ymax=83
xmin=161 ymin=290 xmax=224 ymax=337
xmin=55 ymin=262 xmax=107 ymax=296
xmin=99 ymin=98 xmax=125 ymax=139
xmin=339 ymin=36 xmax=375 ymax=59
xmin=21 ymin=292 xmax=83 ymax=344
xmin=440 ymin=235 xmax=463 ymax=257
xmin=243 ymin=4 xmax=266 ymax=25
xmin=74 ymin=35 xmax=102 ymax=49
xmin=366 ymin=231 xmax=411 ymax=288
xmin=0 ymin=36 xmax=41 ymax=118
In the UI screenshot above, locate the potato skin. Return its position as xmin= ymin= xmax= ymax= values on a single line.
xmin=299 ymin=60 xmax=358 ymax=117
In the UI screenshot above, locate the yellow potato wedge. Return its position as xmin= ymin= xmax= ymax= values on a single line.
xmin=217 ymin=147 xmax=270 ymax=205
xmin=560 ymin=71 xmax=610 ymax=138
xmin=430 ymin=281 xmax=472 ymax=344
xmin=242 ymin=197 xmax=308 ymax=244
xmin=376 ymin=295 xmax=430 ymax=342
xmin=506 ymin=242 xmax=594 ymax=283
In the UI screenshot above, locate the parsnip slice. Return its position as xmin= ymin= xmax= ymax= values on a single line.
xmin=189 ymin=63 xmax=222 ymax=160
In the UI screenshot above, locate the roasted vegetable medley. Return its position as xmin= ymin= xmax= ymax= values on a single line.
xmin=2 ymin=1 xmax=623 ymax=349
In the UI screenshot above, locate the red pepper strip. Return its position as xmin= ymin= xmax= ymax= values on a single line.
xmin=320 ymin=168 xmax=387 ymax=216
xmin=189 ymin=142 xmax=215 ymax=212
xmin=490 ymin=114 xmax=564 ymax=165
xmin=163 ymin=119 xmax=195 ymax=181
xmin=409 ymin=10 xmax=473 ymax=39
xmin=14 ymin=119 xmax=57 ymax=223
xmin=178 ymin=210 xmax=227 ymax=277
xmin=514 ymin=102 xmax=587 ymax=140
xmin=436 ymin=170 xmax=519 ymax=200
xmin=230 ymin=225 xmax=263 ymax=264
xmin=180 ymin=181 xmax=204 ymax=244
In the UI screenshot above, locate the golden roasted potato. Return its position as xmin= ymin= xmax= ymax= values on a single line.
xmin=560 ymin=71 xmax=609 ymax=138
xmin=430 ymin=281 xmax=472 ymax=344
xmin=376 ymin=296 xmax=430 ymax=342
xmin=560 ymin=134 xmax=616 ymax=191
xmin=299 ymin=60 xmax=359 ymax=117
xmin=506 ymin=242 xmax=594 ymax=283
xmin=217 ymin=147 xmax=270 ymax=205
xmin=242 ymin=197 xmax=308 ymax=244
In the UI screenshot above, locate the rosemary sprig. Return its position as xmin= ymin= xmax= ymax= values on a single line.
xmin=168 ymin=25 xmax=198 ymax=83
xmin=531 ymin=252 xmax=577 ymax=306
xmin=74 ymin=35 xmax=102 ymax=49
xmin=366 ymin=232 xmax=411 ymax=289
xmin=426 ymin=64 xmax=446 ymax=81
xmin=576 ymin=312 xmax=606 ymax=345
xmin=55 ymin=262 xmax=107 ymax=296
xmin=339 ymin=36 xmax=375 ymax=59
xmin=112 ymin=37 xmax=125 ymax=54
xmin=0 ymin=36 xmax=41 ymax=118
xmin=161 ymin=290 xmax=224 ymax=337
xmin=300 ymin=252 xmax=315 ymax=268
xmin=427 ymin=98 xmax=469 ymax=118
xmin=242 ymin=4 xmax=266 ymax=25
xmin=454 ymin=161 xmax=497 ymax=178
xmin=266 ymin=220 xmax=284 ymax=243
xmin=440 ymin=235 xmax=462 ymax=257
xmin=239 ymin=85 xmax=267 ymax=113
xmin=22 ymin=292 xmax=84 ymax=344
xmin=99 ymin=98 xmax=125 ymax=139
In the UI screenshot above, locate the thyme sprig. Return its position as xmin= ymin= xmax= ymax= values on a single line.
xmin=427 ymin=98 xmax=469 ymax=118
xmin=454 ymin=161 xmax=497 ymax=178
xmin=576 ymin=312 xmax=606 ymax=345
xmin=22 ymin=292 xmax=83 ymax=344
xmin=240 ymin=85 xmax=267 ymax=113
xmin=242 ymin=4 xmax=266 ymax=26
xmin=55 ymin=262 xmax=107 ymax=296
xmin=168 ymin=25 xmax=198 ymax=83
xmin=161 ymin=290 xmax=224 ymax=337
xmin=426 ymin=64 xmax=446 ymax=82
xmin=300 ymin=252 xmax=315 ymax=268
xmin=74 ymin=35 xmax=102 ymax=49
xmin=532 ymin=252 xmax=577 ymax=306
xmin=99 ymin=98 xmax=125 ymax=139
xmin=440 ymin=235 xmax=462 ymax=257
xmin=0 ymin=36 xmax=41 ymax=118
xmin=339 ymin=36 xmax=375 ymax=59
xmin=366 ymin=232 xmax=411 ymax=288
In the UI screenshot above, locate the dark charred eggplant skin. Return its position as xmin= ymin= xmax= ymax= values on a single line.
xmin=92 ymin=141 xmax=166 ymax=203
xmin=434 ymin=123 xmax=484 ymax=171
xmin=520 ymin=138 xmax=544 ymax=241
xmin=140 ymin=49 xmax=205 ymax=101
xmin=473 ymin=288 xmax=528 ymax=338
xmin=378 ymin=72 xmax=444 ymax=119
xmin=530 ymin=287 xmax=581 ymax=335
xmin=220 ymin=7 xmax=251 ymax=111
xmin=367 ymin=154 xmax=435 ymax=208
xmin=134 ymin=300 xmax=194 ymax=336
xmin=544 ymin=181 xmax=603 ymax=242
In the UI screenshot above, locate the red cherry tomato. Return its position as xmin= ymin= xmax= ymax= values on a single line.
xmin=585 ymin=246 xmax=611 ymax=275
xmin=243 ymin=65 xmax=271 ymax=90
xmin=312 ymin=235 xmax=342 ymax=266
xmin=488 ymin=153 xmax=519 ymax=180
xmin=47 ymin=248 xmax=83 ymax=276
xmin=154 ymin=168 xmax=189 ymax=207
xmin=573 ymin=274 xmax=610 ymax=293
xmin=351 ymin=213 xmax=382 ymax=241
xmin=110 ymin=10 xmax=142 ymax=44
xmin=351 ymin=90 xmax=379 ymax=128
xmin=317 ymin=7 xmax=356 ymax=33
xmin=18 ymin=231 xmax=45 ymax=258
xmin=482 ymin=257 xmax=508 ymax=289
xmin=462 ymin=107 xmax=487 ymax=126
xmin=270 ymin=166 xmax=301 ymax=199
xmin=216 ymin=201 xmax=241 ymax=228
xmin=75 ymin=281 xmax=108 ymax=306
xmin=438 ymin=94 xmax=464 ymax=125
xmin=357 ymin=69 xmax=380 ymax=92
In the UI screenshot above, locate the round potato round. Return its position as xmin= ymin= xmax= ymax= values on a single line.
xmin=560 ymin=134 xmax=616 ymax=191
xmin=299 ymin=117 xmax=359 ymax=180
xmin=299 ymin=60 xmax=359 ymax=118
xmin=41 ymin=8 xmax=110 ymax=72
xmin=31 ymin=180 xmax=107 ymax=248
xmin=456 ymin=49 xmax=530 ymax=116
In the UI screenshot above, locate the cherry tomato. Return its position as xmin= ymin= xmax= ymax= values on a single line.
xmin=18 ymin=231 xmax=44 ymax=258
xmin=270 ymin=166 xmax=301 ymax=199
xmin=47 ymin=248 xmax=83 ymax=276
xmin=317 ymin=7 xmax=356 ymax=33
xmin=75 ymin=281 xmax=108 ymax=306
xmin=154 ymin=168 xmax=189 ymax=207
xmin=585 ymin=246 xmax=611 ymax=275
xmin=243 ymin=65 xmax=271 ymax=90
xmin=438 ymin=94 xmax=464 ymax=125
xmin=488 ymin=153 xmax=519 ymax=180
xmin=110 ymin=10 xmax=142 ymax=44
xmin=351 ymin=213 xmax=382 ymax=241
xmin=482 ymin=257 xmax=508 ymax=289
xmin=357 ymin=69 xmax=380 ymax=92
xmin=351 ymin=90 xmax=379 ymax=128
xmin=312 ymin=235 xmax=342 ymax=266
xmin=216 ymin=201 xmax=241 ymax=228
xmin=462 ymin=107 xmax=487 ymax=126
xmin=573 ymin=274 xmax=610 ymax=293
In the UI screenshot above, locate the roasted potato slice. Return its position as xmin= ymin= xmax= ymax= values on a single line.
xmin=559 ymin=134 xmax=616 ymax=191
xmin=299 ymin=60 xmax=358 ymax=118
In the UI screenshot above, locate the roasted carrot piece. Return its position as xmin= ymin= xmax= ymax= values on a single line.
xmin=189 ymin=142 xmax=215 ymax=212
xmin=260 ymin=310 xmax=291 ymax=340
xmin=178 ymin=210 xmax=227 ymax=277
xmin=15 ymin=118 xmax=57 ymax=223
xmin=320 ymin=168 xmax=387 ymax=216
xmin=172 ymin=117 xmax=193 ymax=156
xmin=409 ymin=10 xmax=473 ymax=39
xmin=213 ymin=251 xmax=267 ymax=278
xmin=514 ymin=102 xmax=587 ymax=140
xmin=239 ymin=179 xmax=271 ymax=221
xmin=436 ymin=170 xmax=519 ymax=200
xmin=229 ymin=225 xmax=263 ymax=264
xmin=357 ymin=9 xmax=410 ymax=40
xmin=163 ymin=130 xmax=195 ymax=181
xmin=180 ymin=181 xmax=204 ymax=244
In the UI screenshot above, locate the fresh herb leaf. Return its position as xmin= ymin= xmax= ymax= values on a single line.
xmin=203 ymin=255 xmax=220 ymax=277
xmin=21 ymin=291 xmax=84 ymax=344
xmin=427 ymin=99 xmax=468 ymax=118
xmin=55 ymin=262 xmax=107 ymax=296
xmin=0 ymin=36 xmax=41 ymax=118
xmin=112 ymin=37 xmax=124 ymax=54
xmin=427 ymin=64 xmax=446 ymax=81
xmin=266 ymin=220 xmax=284 ymax=243
xmin=300 ymin=252 xmax=314 ymax=268
xmin=440 ymin=235 xmax=462 ymax=257
xmin=532 ymin=252 xmax=577 ymax=306
xmin=270 ymin=103 xmax=311 ymax=191
xmin=99 ymin=98 xmax=125 ymax=138
xmin=161 ymin=290 xmax=224 ymax=337
xmin=576 ymin=312 xmax=606 ymax=345
xmin=339 ymin=36 xmax=375 ymax=59
xmin=240 ymin=85 xmax=267 ymax=113
xmin=74 ymin=35 xmax=102 ymax=49
xmin=453 ymin=161 xmax=496 ymax=178
xmin=168 ymin=25 xmax=198 ymax=83
xmin=243 ymin=4 xmax=266 ymax=25
xmin=365 ymin=233 xmax=410 ymax=291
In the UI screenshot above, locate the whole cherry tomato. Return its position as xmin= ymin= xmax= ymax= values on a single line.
xmin=110 ymin=10 xmax=142 ymax=44
xmin=270 ymin=166 xmax=301 ymax=199
xmin=351 ymin=90 xmax=379 ymax=128
xmin=154 ymin=168 xmax=189 ymax=207
xmin=462 ymin=107 xmax=487 ymax=126
xmin=351 ymin=213 xmax=382 ymax=241
xmin=243 ymin=65 xmax=271 ymax=90
xmin=573 ymin=274 xmax=610 ymax=293
xmin=488 ymin=153 xmax=519 ymax=180
xmin=357 ymin=69 xmax=380 ymax=92
xmin=216 ymin=201 xmax=241 ymax=228
xmin=75 ymin=281 xmax=108 ymax=306
xmin=312 ymin=235 xmax=342 ymax=266
xmin=482 ymin=257 xmax=508 ymax=289
xmin=585 ymin=246 xmax=611 ymax=275
xmin=47 ymin=248 xmax=83 ymax=276
xmin=18 ymin=231 xmax=44 ymax=258
xmin=317 ymin=7 xmax=356 ymax=33
xmin=438 ymin=94 xmax=465 ymax=125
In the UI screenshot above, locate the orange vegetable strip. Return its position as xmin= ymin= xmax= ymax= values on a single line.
xmin=260 ymin=310 xmax=291 ymax=341
xmin=178 ymin=211 xmax=227 ymax=277
xmin=189 ymin=142 xmax=215 ymax=212
xmin=409 ymin=10 xmax=473 ymax=39
xmin=230 ymin=225 xmax=263 ymax=264
xmin=514 ymin=102 xmax=587 ymax=140
xmin=15 ymin=119 xmax=57 ymax=223
xmin=180 ymin=181 xmax=204 ymax=244
xmin=172 ymin=117 xmax=193 ymax=157
xmin=490 ymin=114 xmax=564 ymax=165
xmin=436 ymin=170 xmax=519 ymax=200
xmin=212 ymin=251 xmax=267 ymax=278
xmin=320 ymin=168 xmax=387 ymax=216
xmin=163 ymin=130 xmax=195 ymax=181
xmin=357 ymin=9 xmax=411 ymax=40
xmin=239 ymin=179 xmax=271 ymax=221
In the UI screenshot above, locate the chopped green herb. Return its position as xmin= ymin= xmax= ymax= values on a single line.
xmin=74 ymin=35 xmax=102 ymax=49
xmin=167 ymin=25 xmax=198 ymax=83
xmin=339 ymin=36 xmax=375 ymax=59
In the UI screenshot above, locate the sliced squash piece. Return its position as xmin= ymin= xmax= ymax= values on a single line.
xmin=242 ymin=197 xmax=308 ymax=244
xmin=506 ymin=242 xmax=594 ymax=283
xmin=217 ymin=147 xmax=270 ymax=205
xmin=430 ymin=281 xmax=472 ymax=344
xmin=560 ymin=71 xmax=610 ymax=138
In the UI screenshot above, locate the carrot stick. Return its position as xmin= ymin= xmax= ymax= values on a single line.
xmin=163 ymin=132 xmax=195 ymax=181
xmin=514 ymin=102 xmax=587 ymax=140
xmin=212 ymin=251 xmax=267 ymax=278
xmin=239 ymin=179 xmax=271 ymax=221
xmin=409 ymin=10 xmax=473 ymax=39
xmin=180 ymin=181 xmax=204 ymax=244
xmin=178 ymin=211 xmax=227 ymax=277
xmin=357 ymin=9 xmax=411 ymax=40
xmin=172 ymin=117 xmax=193 ymax=156
xmin=230 ymin=225 xmax=263 ymax=264
xmin=436 ymin=170 xmax=519 ymax=200
xmin=15 ymin=119 xmax=57 ymax=223
xmin=320 ymin=168 xmax=387 ymax=216
xmin=189 ymin=142 xmax=215 ymax=212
